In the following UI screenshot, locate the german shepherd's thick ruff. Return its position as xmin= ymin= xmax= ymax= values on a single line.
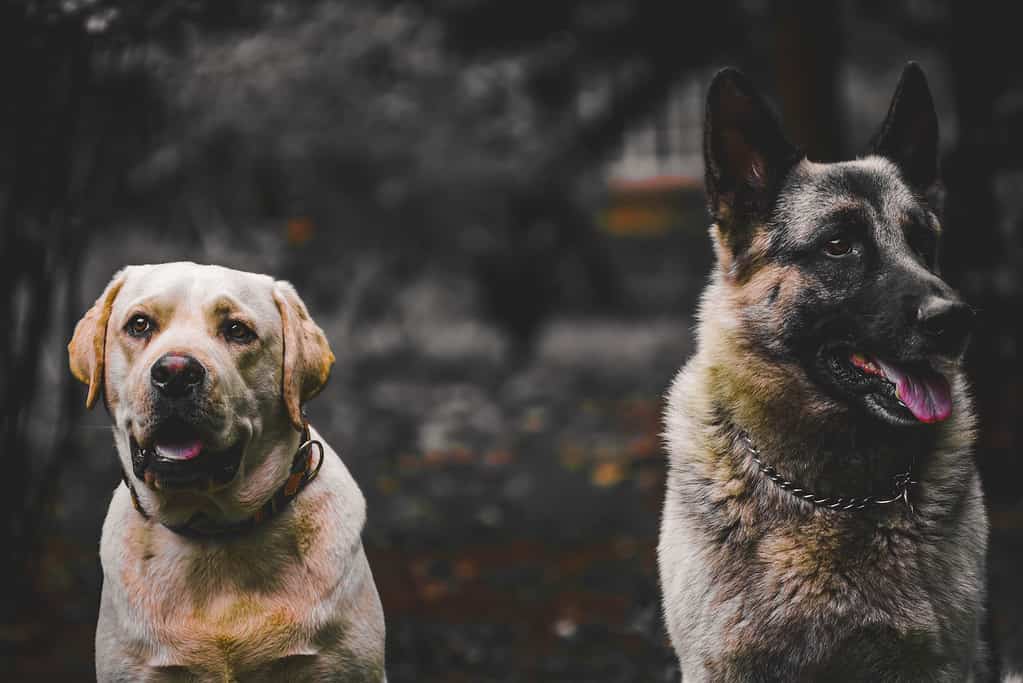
xmin=658 ymin=64 xmax=988 ymax=680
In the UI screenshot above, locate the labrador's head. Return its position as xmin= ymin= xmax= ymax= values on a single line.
xmin=69 ymin=262 xmax=333 ymax=520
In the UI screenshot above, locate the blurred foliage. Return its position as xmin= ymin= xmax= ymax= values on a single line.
xmin=138 ymin=1 xmax=546 ymax=253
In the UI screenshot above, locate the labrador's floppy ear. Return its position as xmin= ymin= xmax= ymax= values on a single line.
xmin=68 ymin=270 xmax=126 ymax=409
xmin=273 ymin=281 xmax=335 ymax=431
xmin=870 ymin=62 xmax=939 ymax=194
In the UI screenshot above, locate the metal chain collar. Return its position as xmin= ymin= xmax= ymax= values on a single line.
xmin=738 ymin=431 xmax=916 ymax=513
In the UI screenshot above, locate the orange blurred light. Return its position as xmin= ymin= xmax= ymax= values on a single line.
xmin=286 ymin=216 xmax=315 ymax=245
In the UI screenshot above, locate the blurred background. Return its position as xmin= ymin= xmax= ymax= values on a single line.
xmin=1 ymin=0 xmax=1021 ymax=680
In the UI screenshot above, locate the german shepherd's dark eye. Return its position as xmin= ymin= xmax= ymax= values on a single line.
xmin=823 ymin=237 xmax=853 ymax=257
xmin=125 ymin=314 xmax=155 ymax=338
xmin=223 ymin=320 xmax=256 ymax=344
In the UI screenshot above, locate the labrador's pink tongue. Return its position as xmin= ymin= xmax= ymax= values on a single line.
xmin=154 ymin=440 xmax=203 ymax=460
xmin=874 ymin=358 xmax=952 ymax=423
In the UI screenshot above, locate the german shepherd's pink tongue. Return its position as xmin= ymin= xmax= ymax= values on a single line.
xmin=874 ymin=357 xmax=952 ymax=423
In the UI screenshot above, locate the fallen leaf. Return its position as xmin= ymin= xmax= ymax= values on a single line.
xmin=453 ymin=559 xmax=478 ymax=581
xmin=591 ymin=462 xmax=625 ymax=487
xmin=484 ymin=449 xmax=513 ymax=466
xmin=286 ymin=216 xmax=315 ymax=245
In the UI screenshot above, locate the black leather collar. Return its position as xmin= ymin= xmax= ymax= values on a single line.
xmin=121 ymin=421 xmax=325 ymax=538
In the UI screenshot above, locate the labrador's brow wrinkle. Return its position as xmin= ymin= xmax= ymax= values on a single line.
xmin=209 ymin=297 xmax=241 ymax=314
xmin=207 ymin=296 xmax=264 ymax=325
xmin=118 ymin=294 xmax=172 ymax=320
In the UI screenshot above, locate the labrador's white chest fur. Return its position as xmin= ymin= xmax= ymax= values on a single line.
xmin=96 ymin=431 xmax=385 ymax=682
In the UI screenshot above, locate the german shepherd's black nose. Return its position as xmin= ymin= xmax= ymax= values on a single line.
xmin=151 ymin=354 xmax=206 ymax=397
xmin=917 ymin=297 xmax=974 ymax=355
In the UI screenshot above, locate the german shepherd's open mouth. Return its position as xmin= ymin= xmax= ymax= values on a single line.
xmin=819 ymin=344 xmax=952 ymax=425
xmin=130 ymin=419 xmax=244 ymax=490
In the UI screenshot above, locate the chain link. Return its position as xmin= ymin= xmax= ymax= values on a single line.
xmin=739 ymin=431 xmax=915 ymax=512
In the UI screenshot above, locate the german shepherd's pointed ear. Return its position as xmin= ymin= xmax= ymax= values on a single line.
xmin=704 ymin=68 xmax=801 ymax=259
xmin=871 ymin=62 xmax=939 ymax=194
xmin=68 ymin=270 xmax=126 ymax=409
xmin=273 ymin=281 xmax=335 ymax=431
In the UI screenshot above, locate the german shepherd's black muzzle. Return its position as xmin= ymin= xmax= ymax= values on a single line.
xmin=916 ymin=295 xmax=974 ymax=357
xmin=812 ymin=266 xmax=974 ymax=427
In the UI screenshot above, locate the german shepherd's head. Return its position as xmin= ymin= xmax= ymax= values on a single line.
xmin=703 ymin=63 xmax=972 ymax=428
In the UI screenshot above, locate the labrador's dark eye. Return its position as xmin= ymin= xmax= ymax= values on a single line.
xmin=125 ymin=314 xmax=154 ymax=338
xmin=823 ymin=237 xmax=853 ymax=257
xmin=223 ymin=320 xmax=256 ymax=344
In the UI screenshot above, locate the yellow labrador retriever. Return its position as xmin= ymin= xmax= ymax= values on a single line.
xmin=69 ymin=262 xmax=386 ymax=682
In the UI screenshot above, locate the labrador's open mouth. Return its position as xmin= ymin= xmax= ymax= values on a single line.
xmin=130 ymin=420 xmax=244 ymax=490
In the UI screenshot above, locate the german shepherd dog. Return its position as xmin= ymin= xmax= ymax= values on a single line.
xmin=658 ymin=64 xmax=988 ymax=680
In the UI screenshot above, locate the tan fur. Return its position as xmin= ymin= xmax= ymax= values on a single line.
xmin=68 ymin=271 xmax=126 ymax=409
xmin=273 ymin=282 xmax=335 ymax=431
xmin=76 ymin=262 xmax=385 ymax=682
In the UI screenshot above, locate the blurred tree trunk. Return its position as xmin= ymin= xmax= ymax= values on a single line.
xmin=771 ymin=0 xmax=843 ymax=161
xmin=941 ymin=1 xmax=1023 ymax=678
xmin=0 ymin=6 xmax=93 ymax=625
xmin=434 ymin=0 xmax=737 ymax=345
xmin=943 ymin=0 xmax=1016 ymax=474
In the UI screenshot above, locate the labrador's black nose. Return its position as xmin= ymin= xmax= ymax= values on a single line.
xmin=151 ymin=354 xmax=206 ymax=397
xmin=917 ymin=296 xmax=975 ymax=356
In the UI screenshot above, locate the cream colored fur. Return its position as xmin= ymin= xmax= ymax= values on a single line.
xmin=70 ymin=262 xmax=385 ymax=682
